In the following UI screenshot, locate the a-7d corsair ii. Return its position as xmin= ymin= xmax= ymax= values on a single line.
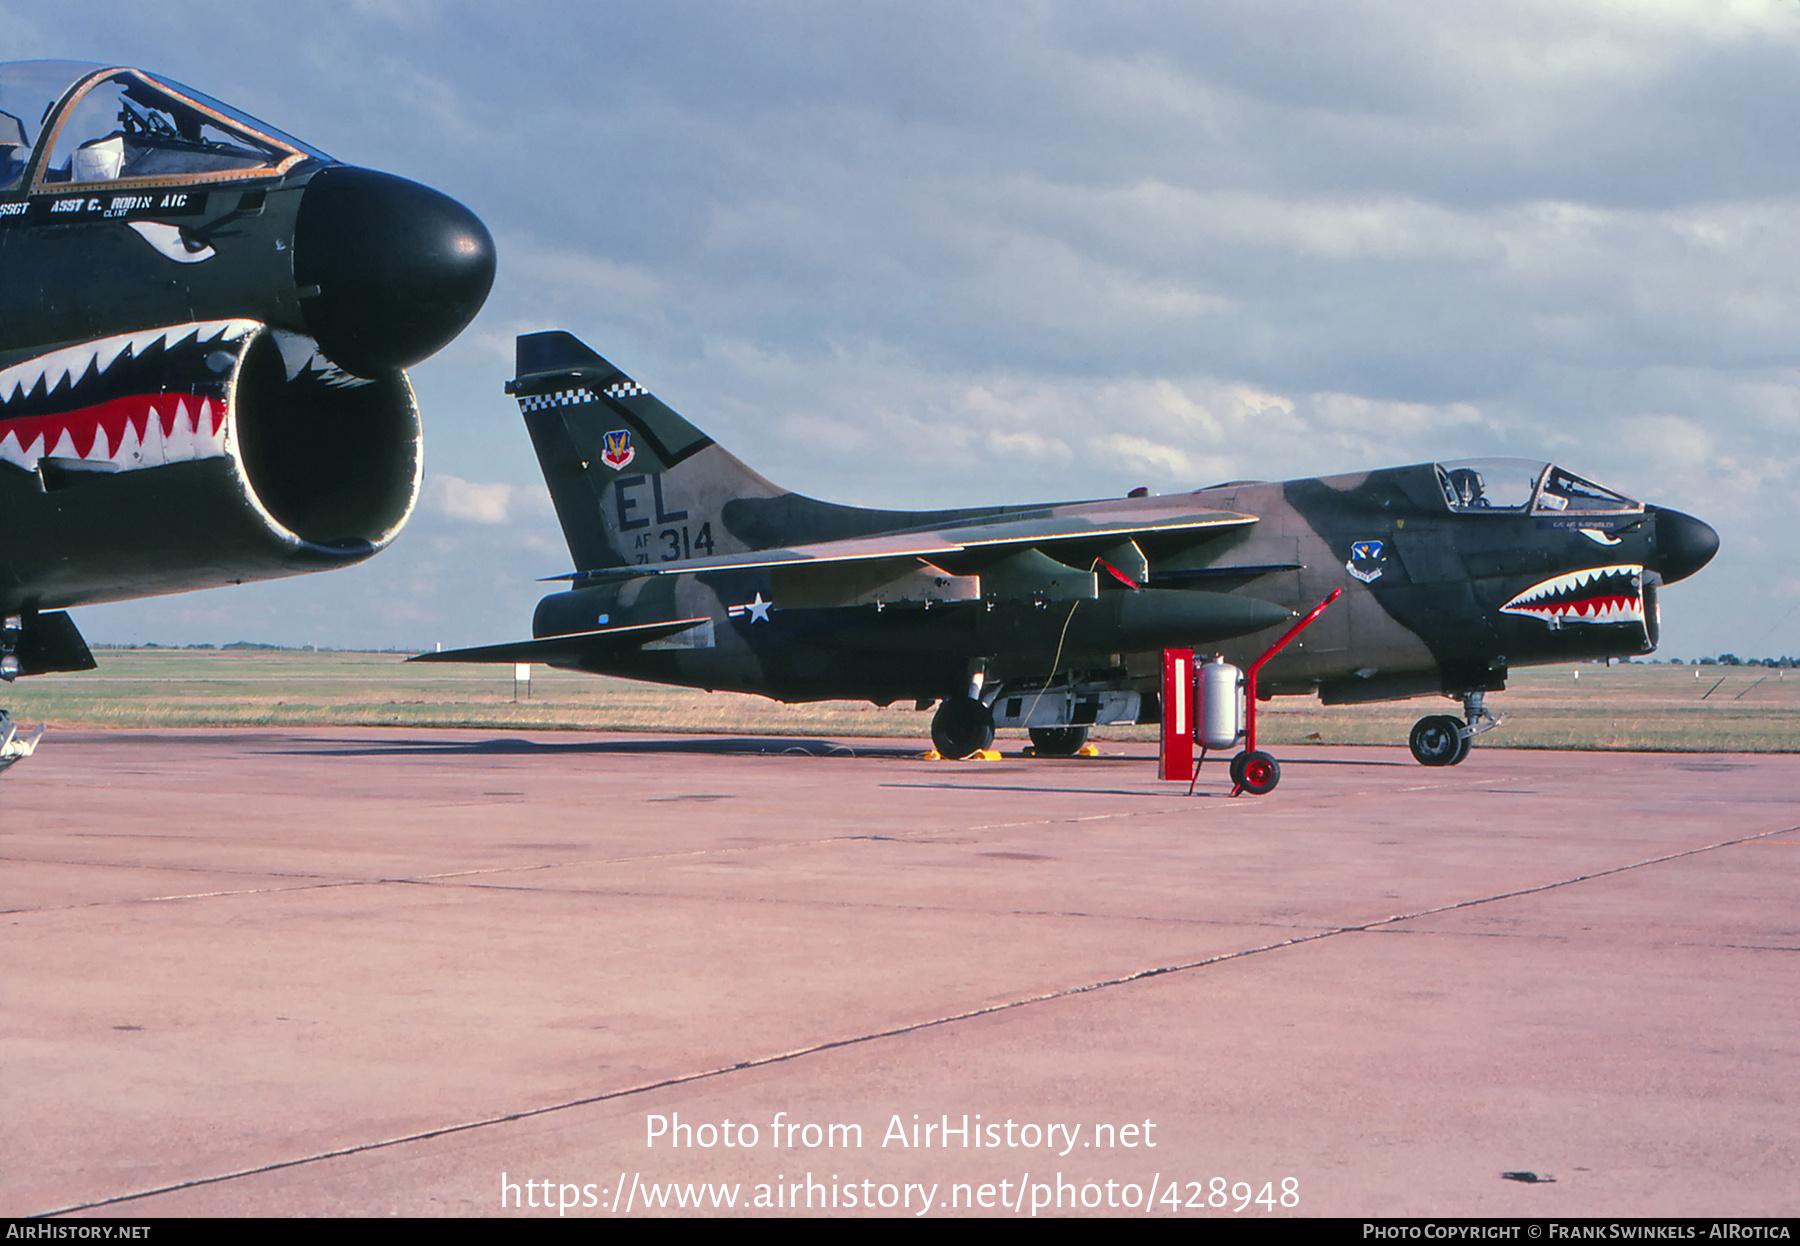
xmin=0 ymin=61 xmax=494 ymax=765
xmin=417 ymin=331 xmax=1718 ymax=766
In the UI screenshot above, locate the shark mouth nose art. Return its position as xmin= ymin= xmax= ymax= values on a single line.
xmin=0 ymin=320 xmax=255 ymax=473
xmin=0 ymin=393 xmax=227 ymax=472
xmin=1499 ymin=564 xmax=1645 ymax=628
xmin=0 ymin=316 xmax=425 ymax=550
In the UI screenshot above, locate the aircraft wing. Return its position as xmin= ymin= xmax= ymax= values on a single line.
xmin=409 ymin=617 xmax=711 ymax=665
xmin=554 ymin=499 xmax=1258 ymax=583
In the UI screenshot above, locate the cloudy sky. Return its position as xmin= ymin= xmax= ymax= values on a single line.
xmin=9 ymin=0 xmax=1800 ymax=659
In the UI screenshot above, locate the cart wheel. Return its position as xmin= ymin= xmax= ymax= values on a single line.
xmin=1230 ymin=749 xmax=1280 ymax=796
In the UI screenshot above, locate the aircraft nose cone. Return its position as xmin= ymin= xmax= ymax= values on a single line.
xmin=1651 ymin=506 xmax=1719 ymax=584
xmin=293 ymin=165 xmax=496 ymax=376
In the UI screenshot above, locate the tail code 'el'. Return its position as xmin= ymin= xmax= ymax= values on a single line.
xmin=509 ymin=331 xmax=784 ymax=571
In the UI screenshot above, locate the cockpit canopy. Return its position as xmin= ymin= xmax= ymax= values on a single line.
xmin=0 ymin=61 xmax=327 ymax=193
xmin=1435 ymin=458 xmax=1641 ymax=516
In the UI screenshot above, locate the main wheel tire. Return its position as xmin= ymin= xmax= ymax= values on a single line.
xmin=1028 ymin=726 xmax=1089 ymax=757
xmin=1410 ymin=715 xmax=1467 ymax=766
xmin=931 ymin=696 xmax=995 ymax=758
xmin=1230 ymin=749 xmax=1281 ymax=795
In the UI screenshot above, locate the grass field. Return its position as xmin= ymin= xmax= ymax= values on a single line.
xmin=3 ymin=648 xmax=1795 ymax=753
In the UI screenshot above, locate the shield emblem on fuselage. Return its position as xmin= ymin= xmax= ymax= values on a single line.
xmin=1346 ymin=539 xmax=1386 ymax=583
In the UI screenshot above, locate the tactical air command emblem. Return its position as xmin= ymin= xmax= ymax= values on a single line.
xmin=600 ymin=429 xmax=636 ymax=471
xmin=1346 ymin=540 xmax=1386 ymax=583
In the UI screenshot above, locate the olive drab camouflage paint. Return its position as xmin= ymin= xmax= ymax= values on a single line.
xmin=416 ymin=331 xmax=1718 ymax=766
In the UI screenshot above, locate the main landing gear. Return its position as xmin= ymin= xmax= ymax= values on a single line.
xmin=928 ymin=701 xmax=1095 ymax=758
xmin=1027 ymin=726 xmax=1090 ymax=757
xmin=1408 ymin=691 xmax=1499 ymax=767
xmin=930 ymin=695 xmax=995 ymax=758
xmin=928 ymin=701 xmax=1094 ymax=758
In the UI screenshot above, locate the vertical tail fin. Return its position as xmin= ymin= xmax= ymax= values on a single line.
xmin=509 ymin=331 xmax=785 ymax=571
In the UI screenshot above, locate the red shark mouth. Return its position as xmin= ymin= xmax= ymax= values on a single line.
xmin=0 ymin=321 xmax=254 ymax=473
xmin=0 ymin=394 xmax=227 ymax=471
xmin=1499 ymin=564 xmax=1645 ymax=627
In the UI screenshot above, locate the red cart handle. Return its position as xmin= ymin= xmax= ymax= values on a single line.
xmin=1243 ymin=588 xmax=1342 ymax=756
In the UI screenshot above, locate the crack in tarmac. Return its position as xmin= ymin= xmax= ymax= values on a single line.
xmin=34 ymin=821 xmax=1797 ymax=1218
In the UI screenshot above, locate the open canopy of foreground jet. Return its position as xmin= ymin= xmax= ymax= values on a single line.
xmin=415 ymin=331 xmax=1719 ymax=766
xmin=0 ymin=61 xmax=495 ymax=704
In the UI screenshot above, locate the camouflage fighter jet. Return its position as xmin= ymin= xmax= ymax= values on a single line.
xmin=0 ymin=61 xmax=494 ymax=758
xmin=415 ymin=331 xmax=1719 ymax=766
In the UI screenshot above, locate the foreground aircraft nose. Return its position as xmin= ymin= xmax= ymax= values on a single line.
xmin=1650 ymin=507 xmax=1720 ymax=584
xmin=293 ymin=165 xmax=496 ymax=376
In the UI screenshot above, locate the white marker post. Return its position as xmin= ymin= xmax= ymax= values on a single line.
xmin=514 ymin=662 xmax=531 ymax=701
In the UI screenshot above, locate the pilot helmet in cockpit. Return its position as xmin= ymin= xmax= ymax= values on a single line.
xmin=1444 ymin=466 xmax=1487 ymax=508
xmin=71 ymin=134 xmax=123 ymax=181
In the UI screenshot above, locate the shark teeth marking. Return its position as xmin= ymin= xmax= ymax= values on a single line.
xmin=0 ymin=394 xmax=228 ymax=472
xmin=270 ymin=329 xmax=375 ymax=389
xmin=0 ymin=320 xmax=257 ymax=407
xmin=1499 ymin=564 xmax=1646 ymax=627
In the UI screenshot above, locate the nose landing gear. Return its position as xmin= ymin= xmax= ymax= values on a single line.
xmin=0 ymin=611 xmax=93 ymax=775
xmin=1 ymin=614 xmax=18 ymax=683
xmin=0 ymin=709 xmax=42 ymax=773
xmin=0 ymin=616 xmax=41 ymax=774
xmin=1409 ymin=690 xmax=1500 ymax=766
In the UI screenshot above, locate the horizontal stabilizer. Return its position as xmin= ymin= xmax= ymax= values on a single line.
xmin=409 ymin=617 xmax=711 ymax=666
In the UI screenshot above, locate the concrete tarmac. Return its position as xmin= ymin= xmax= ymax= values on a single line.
xmin=1 ymin=728 xmax=1795 ymax=1219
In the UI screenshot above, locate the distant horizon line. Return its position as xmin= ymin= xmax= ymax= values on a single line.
xmin=77 ymin=642 xmax=1797 ymax=666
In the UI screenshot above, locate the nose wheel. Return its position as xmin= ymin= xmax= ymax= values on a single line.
xmin=1409 ymin=715 xmax=1470 ymax=766
xmin=1409 ymin=691 xmax=1500 ymax=766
